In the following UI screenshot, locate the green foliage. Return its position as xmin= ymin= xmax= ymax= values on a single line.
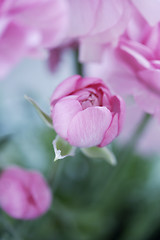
xmin=24 ymin=95 xmax=53 ymax=129
xmin=53 ymin=136 xmax=76 ymax=161
xmin=81 ymin=146 xmax=117 ymax=165
xmin=0 ymin=127 xmax=160 ymax=240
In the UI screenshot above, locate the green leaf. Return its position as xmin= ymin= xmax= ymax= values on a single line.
xmin=81 ymin=146 xmax=117 ymax=165
xmin=53 ymin=136 xmax=76 ymax=161
xmin=24 ymin=95 xmax=53 ymax=128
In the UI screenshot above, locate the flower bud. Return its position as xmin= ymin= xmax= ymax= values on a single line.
xmin=50 ymin=75 xmax=125 ymax=148
xmin=0 ymin=166 xmax=52 ymax=219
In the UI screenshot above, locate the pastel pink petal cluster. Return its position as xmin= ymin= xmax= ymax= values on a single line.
xmin=0 ymin=166 xmax=52 ymax=219
xmin=115 ymin=9 xmax=160 ymax=119
xmin=0 ymin=0 xmax=68 ymax=78
xmin=50 ymin=75 xmax=125 ymax=148
xmin=86 ymin=6 xmax=160 ymax=120
xmin=66 ymin=0 xmax=131 ymax=62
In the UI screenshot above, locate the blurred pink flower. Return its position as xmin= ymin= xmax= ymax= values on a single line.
xmin=0 ymin=166 xmax=52 ymax=219
xmin=0 ymin=0 xmax=69 ymax=78
xmin=50 ymin=75 xmax=125 ymax=148
xmin=86 ymin=6 xmax=160 ymax=120
xmin=66 ymin=0 xmax=131 ymax=62
xmin=117 ymin=102 xmax=160 ymax=156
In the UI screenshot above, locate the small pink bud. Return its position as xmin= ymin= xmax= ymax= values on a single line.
xmin=0 ymin=166 xmax=52 ymax=220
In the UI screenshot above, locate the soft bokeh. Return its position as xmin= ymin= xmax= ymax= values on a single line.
xmin=0 ymin=0 xmax=69 ymax=78
xmin=1 ymin=1 xmax=160 ymax=240
xmin=66 ymin=0 xmax=131 ymax=62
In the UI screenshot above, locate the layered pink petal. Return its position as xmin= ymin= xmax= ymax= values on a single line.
xmin=86 ymin=48 xmax=140 ymax=96
xmin=99 ymin=114 xmax=119 ymax=147
xmin=119 ymin=41 xmax=152 ymax=70
xmin=51 ymin=75 xmax=104 ymax=105
xmin=110 ymin=95 xmax=125 ymax=133
xmin=52 ymin=96 xmax=82 ymax=139
xmin=99 ymin=95 xmax=125 ymax=147
xmin=51 ymin=75 xmax=81 ymax=104
xmin=67 ymin=106 xmax=112 ymax=147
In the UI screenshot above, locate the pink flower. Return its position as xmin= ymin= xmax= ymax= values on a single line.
xmin=0 ymin=0 xmax=69 ymax=78
xmin=0 ymin=166 xmax=52 ymax=219
xmin=66 ymin=0 xmax=131 ymax=62
xmin=117 ymin=102 xmax=160 ymax=156
xmin=50 ymin=75 xmax=125 ymax=148
xmin=86 ymin=6 xmax=160 ymax=120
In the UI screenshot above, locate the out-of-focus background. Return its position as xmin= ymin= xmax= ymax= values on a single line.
xmin=1 ymin=52 xmax=160 ymax=240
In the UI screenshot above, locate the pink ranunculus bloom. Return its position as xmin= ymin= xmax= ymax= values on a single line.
xmin=66 ymin=0 xmax=131 ymax=63
xmin=86 ymin=7 xmax=160 ymax=120
xmin=0 ymin=166 xmax=52 ymax=219
xmin=50 ymin=75 xmax=125 ymax=148
xmin=0 ymin=0 xmax=69 ymax=79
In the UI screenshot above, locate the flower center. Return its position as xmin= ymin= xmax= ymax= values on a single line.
xmin=80 ymin=93 xmax=99 ymax=110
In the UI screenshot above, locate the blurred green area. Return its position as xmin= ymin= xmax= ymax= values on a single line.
xmin=1 ymin=125 xmax=160 ymax=240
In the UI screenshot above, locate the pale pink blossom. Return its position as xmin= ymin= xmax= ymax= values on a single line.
xmin=117 ymin=102 xmax=160 ymax=156
xmin=50 ymin=75 xmax=125 ymax=148
xmin=0 ymin=0 xmax=68 ymax=78
xmin=0 ymin=166 xmax=52 ymax=219
xmin=66 ymin=0 xmax=131 ymax=62
xmin=86 ymin=6 xmax=160 ymax=120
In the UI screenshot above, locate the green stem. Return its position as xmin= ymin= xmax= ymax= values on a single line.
xmin=74 ymin=48 xmax=83 ymax=76
xmin=48 ymin=160 xmax=65 ymax=193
